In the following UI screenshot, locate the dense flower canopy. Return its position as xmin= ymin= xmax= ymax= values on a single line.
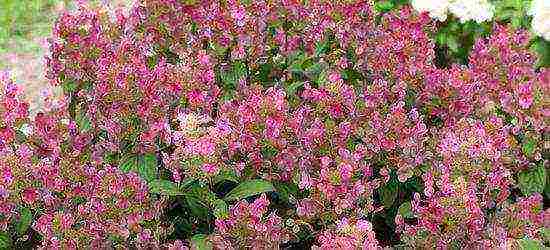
xmin=0 ymin=0 xmax=548 ymax=249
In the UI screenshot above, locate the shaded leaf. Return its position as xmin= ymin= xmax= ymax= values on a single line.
xmin=545 ymin=172 xmax=550 ymax=199
xmin=149 ymin=180 xmax=185 ymax=196
xmin=15 ymin=207 xmax=32 ymax=236
xmin=285 ymin=81 xmax=304 ymax=98
xmin=0 ymin=232 xmax=10 ymax=249
xmin=518 ymin=164 xmax=546 ymax=196
xmin=397 ymin=201 xmax=414 ymax=219
xmin=274 ymin=181 xmax=299 ymax=203
xmin=214 ymin=168 xmax=239 ymax=184
xmin=224 ymin=180 xmax=274 ymax=201
xmin=379 ymin=181 xmax=398 ymax=208
xmin=185 ymin=195 xmax=209 ymax=218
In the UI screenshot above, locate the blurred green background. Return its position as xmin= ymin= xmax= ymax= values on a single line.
xmin=0 ymin=0 xmax=68 ymax=54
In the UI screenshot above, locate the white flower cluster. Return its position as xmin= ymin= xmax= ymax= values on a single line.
xmin=411 ymin=0 xmax=494 ymax=23
xmin=448 ymin=0 xmax=495 ymax=23
xmin=529 ymin=0 xmax=550 ymax=41
xmin=411 ymin=0 xmax=450 ymax=21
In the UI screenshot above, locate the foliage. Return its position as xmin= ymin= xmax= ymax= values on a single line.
xmin=0 ymin=0 xmax=548 ymax=249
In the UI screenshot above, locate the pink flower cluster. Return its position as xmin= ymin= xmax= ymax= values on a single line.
xmin=0 ymin=74 xmax=164 ymax=248
xmin=0 ymin=0 xmax=548 ymax=249
xmin=211 ymin=194 xmax=289 ymax=249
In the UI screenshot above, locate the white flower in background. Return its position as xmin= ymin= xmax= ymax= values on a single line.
xmin=411 ymin=0 xmax=495 ymax=23
xmin=19 ymin=123 xmax=33 ymax=136
xmin=411 ymin=0 xmax=451 ymax=21
xmin=448 ymin=0 xmax=494 ymax=23
xmin=529 ymin=0 xmax=550 ymax=41
xmin=176 ymin=112 xmax=212 ymax=137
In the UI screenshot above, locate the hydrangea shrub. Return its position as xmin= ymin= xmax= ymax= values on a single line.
xmin=1 ymin=0 xmax=548 ymax=249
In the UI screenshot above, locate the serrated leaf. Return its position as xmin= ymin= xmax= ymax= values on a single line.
xmin=542 ymin=227 xmax=550 ymax=244
xmin=191 ymin=234 xmax=212 ymax=250
xmin=435 ymin=32 xmax=448 ymax=45
xmin=149 ymin=180 xmax=185 ymax=196
xmin=16 ymin=207 xmax=32 ymax=235
xmin=0 ymin=232 xmax=11 ymax=249
xmin=184 ymin=184 xmax=219 ymax=218
xmin=397 ymin=201 xmax=414 ymax=219
xmin=119 ymin=155 xmax=136 ymax=173
xmin=518 ymin=164 xmax=546 ymax=196
xmin=224 ymin=180 xmax=274 ymax=201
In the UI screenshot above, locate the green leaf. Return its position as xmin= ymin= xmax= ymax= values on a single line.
xmin=224 ymin=180 xmax=274 ymax=201
xmin=184 ymin=184 xmax=218 ymax=218
xmin=185 ymin=195 xmax=209 ymax=218
xmin=214 ymin=168 xmax=239 ymax=184
xmin=213 ymin=199 xmax=229 ymax=219
xmin=285 ymin=81 xmax=304 ymax=98
xmin=274 ymin=181 xmax=299 ymax=203
xmin=532 ymin=38 xmax=550 ymax=68
xmin=397 ymin=201 xmax=414 ymax=219
xmin=119 ymin=154 xmax=157 ymax=182
xmin=149 ymin=180 xmax=185 ymax=196
xmin=62 ymin=80 xmax=77 ymax=93
xmin=542 ymin=227 xmax=550 ymax=245
xmin=374 ymin=1 xmax=394 ymax=12
xmin=15 ymin=207 xmax=32 ymax=235
xmin=518 ymin=164 xmax=546 ymax=196
xmin=0 ymin=232 xmax=11 ymax=249
xmin=545 ymin=172 xmax=550 ymax=199
xmin=447 ymin=35 xmax=460 ymax=53
xmin=119 ymin=155 xmax=136 ymax=173
xmin=220 ymin=61 xmax=248 ymax=90
xmin=183 ymin=0 xmax=198 ymax=5
xmin=518 ymin=238 xmax=543 ymax=250
xmin=190 ymin=234 xmax=212 ymax=250
xmin=138 ymin=154 xmax=157 ymax=182
xmin=314 ymin=40 xmax=330 ymax=57
xmin=522 ymin=137 xmax=537 ymax=157
xmin=379 ymin=180 xmax=398 ymax=208
xmin=435 ymin=32 xmax=448 ymax=45
xmin=75 ymin=112 xmax=92 ymax=132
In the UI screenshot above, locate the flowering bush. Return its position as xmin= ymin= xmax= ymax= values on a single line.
xmin=1 ymin=0 xmax=548 ymax=249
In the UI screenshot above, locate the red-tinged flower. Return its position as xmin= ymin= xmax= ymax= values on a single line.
xmin=21 ymin=188 xmax=39 ymax=205
xmin=201 ymin=163 xmax=219 ymax=176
